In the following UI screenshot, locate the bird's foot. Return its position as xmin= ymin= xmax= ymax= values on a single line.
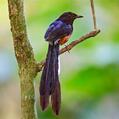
xmin=64 ymin=44 xmax=70 ymax=53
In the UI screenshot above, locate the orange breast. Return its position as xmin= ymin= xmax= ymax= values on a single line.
xmin=59 ymin=35 xmax=71 ymax=45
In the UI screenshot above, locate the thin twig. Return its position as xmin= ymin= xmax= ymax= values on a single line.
xmin=37 ymin=29 xmax=100 ymax=72
xmin=90 ymin=0 xmax=97 ymax=30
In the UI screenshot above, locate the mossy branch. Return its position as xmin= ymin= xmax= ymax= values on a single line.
xmin=8 ymin=0 xmax=37 ymax=119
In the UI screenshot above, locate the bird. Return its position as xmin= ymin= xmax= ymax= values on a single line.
xmin=39 ymin=12 xmax=83 ymax=115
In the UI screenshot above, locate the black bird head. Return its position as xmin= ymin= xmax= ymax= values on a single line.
xmin=58 ymin=12 xmax=83 ymax=25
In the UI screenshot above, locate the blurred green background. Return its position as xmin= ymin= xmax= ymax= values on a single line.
xmin=0 ymin=0 xmax=119 ymax=119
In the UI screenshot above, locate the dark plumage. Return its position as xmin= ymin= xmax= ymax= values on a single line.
xmin=40 ymin=12 xmax=83 ymax=115
xmin=45 ymin=12 xmax=83 ymax=44
xmin=45 ymin=20 xmax=72 ymax=44
xmin=58 ymin=12 xmax=83 ymax=25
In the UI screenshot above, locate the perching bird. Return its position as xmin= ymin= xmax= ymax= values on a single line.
xmin=40 ymin=12 xmax=83 ymax=115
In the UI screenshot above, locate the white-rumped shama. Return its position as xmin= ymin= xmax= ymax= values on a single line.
xmin=40 ymin=12 xmax=83 ymax=115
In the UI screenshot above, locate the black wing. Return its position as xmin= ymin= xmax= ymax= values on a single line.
xmin=44 ymin=20 xmax=72 ymax=42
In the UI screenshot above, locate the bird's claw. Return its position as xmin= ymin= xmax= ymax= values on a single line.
xmin=65 ymin=45 xmax=70 ymax=53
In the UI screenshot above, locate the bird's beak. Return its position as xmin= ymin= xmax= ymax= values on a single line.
xmin=77 ymin=15 xmax=83 ymax=18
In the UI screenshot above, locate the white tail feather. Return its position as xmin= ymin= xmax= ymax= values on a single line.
xmin=58 ymin=56 xmax=60 ymax=75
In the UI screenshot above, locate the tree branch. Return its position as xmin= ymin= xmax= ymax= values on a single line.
xmin=36 ymin=29 xmax=100 ymax=72
xmin=8 ymin=0 xmax=37 ymax=119
xmin=60 ymin=30 xmax=100 ymax=54
xmin=90 ymin=0 xmax=97 ymax=30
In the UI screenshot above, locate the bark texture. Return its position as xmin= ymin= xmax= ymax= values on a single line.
xmin=8 ymin=0 xmax=37 ymax=119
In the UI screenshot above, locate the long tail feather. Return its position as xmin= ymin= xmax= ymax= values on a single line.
xmin=51 ymin=80 xmax=61 ymax=115
xmin=39 ymin=44 xmax=60 ymax=111
xmin=51 ymin=44 xmax=61 ymax=115
xmin=40 ymin=44 xmax=53 ymax=110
